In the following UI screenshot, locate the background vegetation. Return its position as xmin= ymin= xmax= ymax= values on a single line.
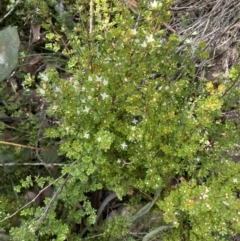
xmin=0 ymin=0 xmax=239 ymax=240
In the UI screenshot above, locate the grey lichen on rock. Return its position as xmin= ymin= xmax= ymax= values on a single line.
xmin=0 ymin=26 xmax=20 ymax=81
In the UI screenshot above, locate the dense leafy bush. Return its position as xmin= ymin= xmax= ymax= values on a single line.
xmin=0 ymin=0 xmax=239 ymax=240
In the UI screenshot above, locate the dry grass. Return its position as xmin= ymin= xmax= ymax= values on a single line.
xmin=169 ymin=0 xmax=240 ymax=78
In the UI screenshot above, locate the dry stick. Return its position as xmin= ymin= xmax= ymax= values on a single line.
xmin=0 ymin=163 xmax=68 ymax=166
xmin=172 ymin=0 xmax=240 ymax=63
xmin=35 ymin=111 xmax=53 ymax=175
xmin=170 ymin=2 xmax=209 ymax=12
xmin=201 ymin=18 xmax=210 ymax=38
xmin=222 ymin=72 xmax=240 ymax=98
xmin=89 ymin=0 xmax=94 ymax=34
xmin=162 ymin=23 xmax=176 ymax=33
xmin=129 ymin=184 xmax=153 ymax=201
xmin=122 ymin=0 xmax=138 ymax=13
xmin=0 ymin=160 xmax=76 ymax=223
xmin=0 ymin=174 xmax=66 ymax=223
xmin=52 ymin=28 xmax=70 ymax=52
xmin=134 ymin=10 xmax=142 ymax=30
xmin=0 ymin=0 xmax=21 ymax=23
xmin=0 ymin=140 xmax=53 ymax=151
xmin=36 ymin=174 xmax=71 ymax=222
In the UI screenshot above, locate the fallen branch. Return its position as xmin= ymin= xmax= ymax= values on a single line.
xmin=0 ymin=162 xmax=68 ymax=166
xmin=0 ymin=0 xmax=22 ymax=23
xmin=0 ymin=174 xmax=65 ymax=223
xmin=0 ymin=140 xmax=54 ymax=152
xmin=0 ymin=161 xmax=76 ymax=223
xmin=36 ymin=174 xmax=71 ymax=222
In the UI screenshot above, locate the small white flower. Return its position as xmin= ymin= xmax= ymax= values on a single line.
xmin=55 ymin=87 xmax=61 ymax=93
xmin=96 ymin=76 xmax=102 ymax=82
xmin=201 ymin=194 xmax=208 ymax=199
xmin=104 ymin=57 xmax=112 ymax=62
xmin=39 ymin=73 xmax=48 ymax=81
xmin=84 ymin=132 xmax=89 ymax=139
xmin=117 ymin=159 xmax=121 ymax=163
xmin=101 ymin=92 xmax=109 ymax=100
xmin=141 ymin=41 xmax=147 ymax=48
xmin=150 ymin=0 xmax=162 ymax=9
xmin=88 ymin=76 xmax=93 ymax=81
xmin=205 ymin=203 xmax=211 ymax=209
xmin=97 ymin=137 xmax=102 ymax=142
xmin=81 ymin=99 xmax=86 ymax=103
xmin=150 ymin=1 xmax=157 ymax=8
xmin=39 ymin=88 xmax=45 ymax=95
xmin=129 ymin=136 xmax=134 ymax=141
xmin=222 ymin=201 xmax=230 ymax=206
xmin=132 ymin=119 xmax=138 ymax=125
xmin=88 ymin=95 xmax=92 ymax=100
xmin=131 ymin=126 xmax=136 ymax=131
xmin=146 ymin=34 xmax=154 ymax=43
xmin=121 ymin=142 xmax=128 ymax=150
xmin=129 ymin=29 xmax=137 ymax=36
xmin=233 ymin=178 xmax=238 ymax=183
xmin=65 ymin=127 xmax=70 ymax=133
xmin=83 ymin=106 xmax=90 ymax=113
xmin=52 ymin=105 xmax=58 ymax=111
xmin=103 ymin=79 xmax=108 ymax=86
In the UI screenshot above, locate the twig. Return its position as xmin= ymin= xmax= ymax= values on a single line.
xmin=0 ymin=140 xmax=53 ymax=151
xmin=35 ymin=111 xmax=53 ymax=175
xmin=137 ymin=188 xmax=154 ymax=201
xmin=134 ymin=11 xmax=143 ymax=30
xmin=170 ymin=0 xmax=240 ymax=78
xmin=0 ymin=0 xmax=22 ymax=23
xmin=121 ymin=160 xmax=133 ymax=168
xmin=89 ymin=0 xmax=94 ymax=34
xmin=222 ymin=72 xmax=240 ymax=98
xmin=122 ymin=0 xmax=138 ymax=14
xmin=0 ymin=174 xmax=65 ymax=223
xmin=0 ymin=162 xmax=68 ymax=166
xmin=36 ymin=174 xmax=71 ymax=222
xmin=162 ymin=23 xmax=176 ymax=33
xmin=0 ymin=160 xmax=76 ymax=223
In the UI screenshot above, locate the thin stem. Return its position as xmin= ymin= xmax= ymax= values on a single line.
xmin=89 ymin=0 xmax=94 ymax=34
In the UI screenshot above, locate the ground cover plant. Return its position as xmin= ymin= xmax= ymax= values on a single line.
xmin=0 ymin=0 xmax=239 ymax=240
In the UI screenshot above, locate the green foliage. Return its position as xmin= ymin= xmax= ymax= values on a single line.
xmin=0 ymin=0 xmax=239 ymax=240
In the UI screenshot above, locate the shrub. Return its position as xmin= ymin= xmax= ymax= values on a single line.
xmin=1 ymin=0 xmax=240 ymax=240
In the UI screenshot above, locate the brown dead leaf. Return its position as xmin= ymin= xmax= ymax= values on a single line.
xmin=42 ymin=185 xmax=53 ymax=198
xmin=121 ymin=0 xmax=138 ymax=13
xmin=30 ymin=22 xmax=41 ymax=44
xmin=23 ymin=55 xmax=44 ymax=74
xmin=123 ymin=0 xmax=138 ymax=8
xmin=25 ymin=190 xmax=41 ymax=205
